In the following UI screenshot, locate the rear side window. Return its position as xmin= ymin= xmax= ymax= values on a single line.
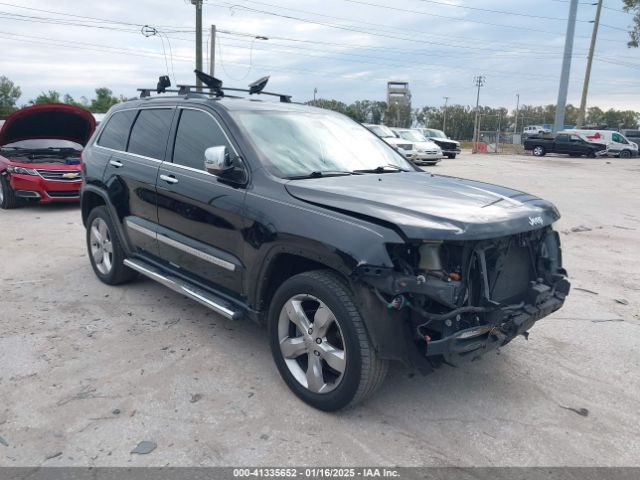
xmin=127 ymin=109 xmax=174 ymax=159
xmin=97 ymin=110 xmax=136 ymax=151
xmin=172 ymin=109 xmax=231 ymax=171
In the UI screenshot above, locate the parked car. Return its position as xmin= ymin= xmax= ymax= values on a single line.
xmin=391 ymin=128 xmax=443 ymax=165
xmin=523 ymin=125 xmax=551 ymax=138
xmin=363 ymin=123 xmax=416 ymax=161
xmin=620 ymin=129 xmax=640 ymax=146
xmin=81 ymin=87 xmax=570 ymax=411
xmin=567 ymin=130 xmax=638 ymax=158
xmin=416 ymin=128 xmax=461 ymax=159
xmin=524 ymin=132 xmax=607 ymax=158
xmin=0 ymin=104 xmax=95 ymax=209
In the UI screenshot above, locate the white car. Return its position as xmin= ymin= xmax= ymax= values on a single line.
xmin=363 ymin=124 xmax=417 ymax=161
xmin=417 ymin=128 xmax=461 ymax=159
xmin=392 ymin=128 xmax=443 ymax=165
xmin=523 ymin=125 xmax=551 ymax=137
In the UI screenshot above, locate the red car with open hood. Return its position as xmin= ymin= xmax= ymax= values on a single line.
xmin=0 ymin=103 xmax=95 ymax=209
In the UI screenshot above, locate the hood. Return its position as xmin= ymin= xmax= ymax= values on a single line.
xmin=384 ymin=137 xmax=414 ymax=147
xmin=285 ymin=173 xmax=560 ymax=241
xmin=0 ymin=104 xmax=96 ymax=147
xmin=412 ymin=140 xmax=441 ymax=150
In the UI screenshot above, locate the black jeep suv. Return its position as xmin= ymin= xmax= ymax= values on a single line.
xmin=81 ymin=87 xmax=570 ymax=411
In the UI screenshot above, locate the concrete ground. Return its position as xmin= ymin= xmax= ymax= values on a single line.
xmin=0 ymin=152 xmax=639 ymax=467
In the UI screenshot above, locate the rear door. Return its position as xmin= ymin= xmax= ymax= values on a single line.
xmin=99 ymin=107 xmax=175 ymax=256
xmin=155 ymin=107 xmax=247 ymax=295
xmin=554 ymin=134 xmax=570 ymax=154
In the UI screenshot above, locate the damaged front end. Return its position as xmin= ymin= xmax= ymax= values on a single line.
xmin=357 ymin=227 xmax=570 ymax=368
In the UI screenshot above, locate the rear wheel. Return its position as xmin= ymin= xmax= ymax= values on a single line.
xmin=0 ymin=175 xmax=19 ymax=209
xmin=269 ymin=270 xmax=388 ymax=411
xmin=532 ymin=146 xmax=546 ymax=157
xmin=620 ymin=150 xmax=632 ymax=159
xmin=86 ymin=206 xmax=137 ymax=285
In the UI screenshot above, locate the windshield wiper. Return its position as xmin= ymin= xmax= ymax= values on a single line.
xmin=285 ymin=170 xmax=356 ymax=180
xmin=352 ymin=164 xmax=409 ymax=174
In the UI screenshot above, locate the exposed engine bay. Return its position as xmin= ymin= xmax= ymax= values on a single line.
xmin=0 ymin=147 xmax=82 ymax=165
xmin=358 ymin=227 xmax=570 ymax=367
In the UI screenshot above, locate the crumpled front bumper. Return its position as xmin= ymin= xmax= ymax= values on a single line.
xmin=424 ymin=284 xmax=568 ymax=365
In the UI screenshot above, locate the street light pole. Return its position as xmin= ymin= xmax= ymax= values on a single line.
xmin=472 ymin=76 xmax=485 ymax=153
xmin=553 ymin=0 xmax=578 ymax=133
xmin=514 ymin=93 xmax=520 ymax=134
xmin=209 ymin=25 xmax=216 ymax=77
xmin=442 ymin=96 xmax=449 ymax=133
xmin=577 ymin=0 xmax=603 ymax=128
xmin=191 ymin=0 xmax=203 ymax=91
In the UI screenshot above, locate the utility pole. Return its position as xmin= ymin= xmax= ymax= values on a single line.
xmin=442 ymin=96 xmax=449 ymax=133
xmin=209 ymin=25 xmax=216 ymax=77
xmin=554 ymin=0 xmax=578 ymax=133
xmin=314 ymin=87 xmax=317 ymax=102
xmin=577 ymin=0 xmax=603 ymax=128
xmin=191 ymin=0 xmax=203 ymax=90
xmin=472 ymin=75 xmax=485 ymax=153
xmin=514 ymin=93 xmax=520 ymax=134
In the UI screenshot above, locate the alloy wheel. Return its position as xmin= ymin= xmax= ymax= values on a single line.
xmin=277 ymin=294 xmax=346 ymax=394
xmin=89 ymin=217 xmax=114 ymax=275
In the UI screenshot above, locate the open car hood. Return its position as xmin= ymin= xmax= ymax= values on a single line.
xmin=0 ymin=104 xmax=96 ymax=147
xmin=285 ymin=172 xmax=560 ymax=241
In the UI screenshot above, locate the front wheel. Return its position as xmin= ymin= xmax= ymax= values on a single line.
xmin=619 ymin=150 xmax=632 ymax=159
xmin=532 ymin=146 xmax=546 ymax=157
xmin=446 ymin=153 xmax=457 ymax=159
xmin=0 ymin=174 xmax=19 ymax=209
xmin=268 ymin=270 xmax=388 ymax=411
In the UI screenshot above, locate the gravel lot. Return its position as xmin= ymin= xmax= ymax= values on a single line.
xmin=1 ymin=152 xmax=639 ymax=467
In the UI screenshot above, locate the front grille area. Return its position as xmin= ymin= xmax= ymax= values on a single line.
xmin=37 ymin=169 xmax=82 ymax=181
xmin=434 ymin=140 xmax=457 ymax=150
xmin=46 ymin=190 xmax=80 ymax=198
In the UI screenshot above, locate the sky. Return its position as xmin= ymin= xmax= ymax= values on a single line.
xmin=0 ymin=0 xmax=638 ymax=112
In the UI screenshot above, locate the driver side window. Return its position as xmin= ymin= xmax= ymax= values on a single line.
xmin=612 ymin=133 xmax=628 ymax=144
xmin=172 ymin=109 xmax=232 ymax=170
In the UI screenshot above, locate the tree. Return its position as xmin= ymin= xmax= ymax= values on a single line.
xmin=90 ymin=87 xmax=119 ymax=113
xmin=0 ymin=76 xmax=21 ymax=117
xmin=64 ymin=93 xmax=89 ymax=108
xmin=384 ymin=103 xmax=412 ymax=128
xmin=623 ymin=0 xmax=640 ymax=47
xmin=30 ymin=90 xmax=61 ymax=105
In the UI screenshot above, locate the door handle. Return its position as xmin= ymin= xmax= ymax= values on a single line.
xmin=160 ymin=174 xmax=179 ymax=184
xmin=109 ymin=159 xmax=123 ymax=168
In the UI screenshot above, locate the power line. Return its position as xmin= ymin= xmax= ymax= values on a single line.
xmin=409 ymin=0 xmax=579 ymax=21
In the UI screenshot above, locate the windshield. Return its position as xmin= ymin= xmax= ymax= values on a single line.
xmin=425 ymin=129 xmax=446 ymax=138
xmin=233 ymin=111 xmax=414 ymax=178
xmin=2 ymin=139 xmax=83 ymax=150
xmin=367 ymin=124 xmax=395 ymax=138
xmin=397 ymin=130 xmax=427 ymax=142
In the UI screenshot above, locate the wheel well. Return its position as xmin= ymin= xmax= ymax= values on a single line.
xmin=259 ymin=253 xmax=344 ymax=313
xmin=81 ymin=191 xmax=106 ymax=226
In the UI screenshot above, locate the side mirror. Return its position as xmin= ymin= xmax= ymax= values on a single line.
xmin=204 ymin=146 xmax=234 ymax=176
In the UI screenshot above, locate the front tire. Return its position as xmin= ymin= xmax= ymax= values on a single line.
xmin=268 ymin=270 xmax=388 ymax=411
xmin=532 ymin=146 xmax=546 ymax=157
xmin=86 ymin=206 xmax=137 ymax=285
xmin=446 ymin=153 xmax=457 ymax=159
xmin=620 ymin=150 xmax=632 ymax=159
xmin=0 ymin=175 xmax=19 ymax=209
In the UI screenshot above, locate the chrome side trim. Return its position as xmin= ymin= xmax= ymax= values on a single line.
xmin=157 ymin=233 xmax=236 ymax=272
xmin=124 ymin=259 xmax=237 ymax=319
xmin=124 ymin=218 xmax=236 ymax=272
xmin=125 ymin=220 xmax=157 ymax=239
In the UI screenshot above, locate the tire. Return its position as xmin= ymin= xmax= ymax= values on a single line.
xmin=446 ymin=154 xmax=457 ymax=159
xmin=268 ymin=270 xmax=388 ymax=411
xmin=620 ymin=150 xmax=632 ymax=159
xmin=86 ymin=206 xmax=137 ymax=285
xmin=532 ymin=146 xmax=546 ymax=157
xmin=0 ymin=174 xmax=19 ymax=209
xmin=588 ymin=151 xmax=596 ymax=158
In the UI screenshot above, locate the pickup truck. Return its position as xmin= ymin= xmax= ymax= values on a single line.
xmin=524 ymin=133 xmax=607 ymax=158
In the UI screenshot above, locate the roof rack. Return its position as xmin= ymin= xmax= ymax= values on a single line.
xmin=137 ymin=71 xmax=292 ymax=103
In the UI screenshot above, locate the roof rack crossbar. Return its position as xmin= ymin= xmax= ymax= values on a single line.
xmin=137 ymin=88 xmax=182 ymax=98
xmin=175 ymin=85 xmax=291 ymax=103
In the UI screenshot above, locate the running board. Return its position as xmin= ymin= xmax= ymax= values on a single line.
xmin=124 ymin=258 xmax=242 ymax=320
